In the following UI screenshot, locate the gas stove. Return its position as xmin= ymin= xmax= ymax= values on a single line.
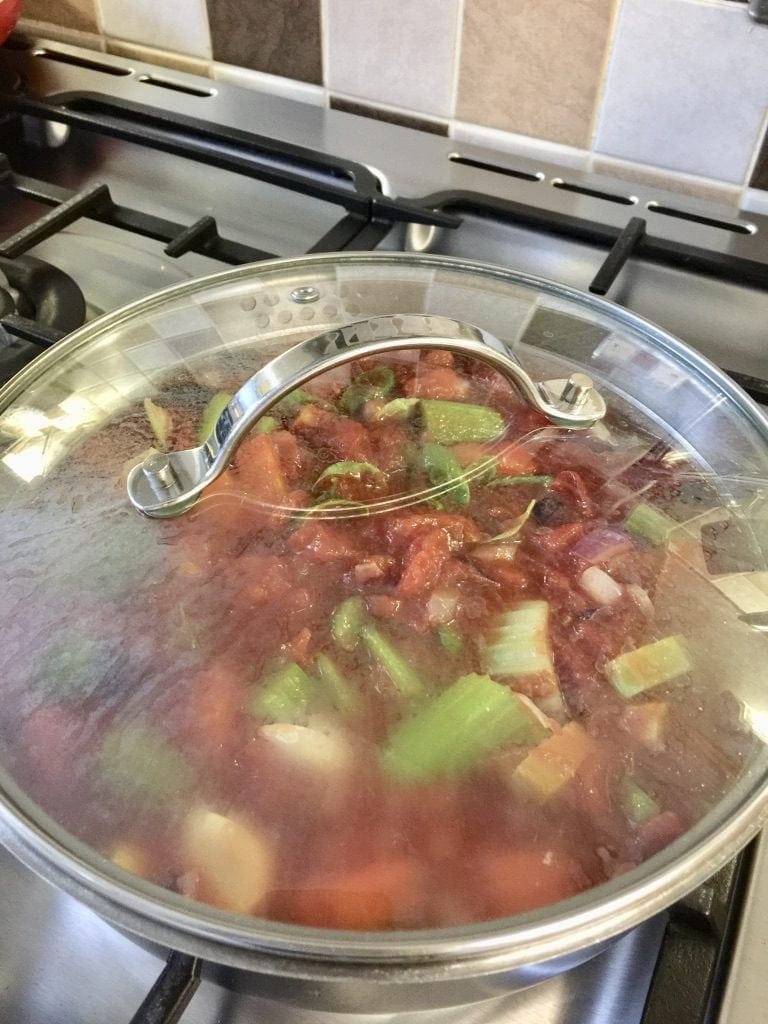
xmin=0 ymin=35 xmax=766 ymax=1024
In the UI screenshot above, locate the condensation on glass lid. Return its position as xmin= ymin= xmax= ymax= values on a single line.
xmin=1 ymin=341 xmax=764 ymax=933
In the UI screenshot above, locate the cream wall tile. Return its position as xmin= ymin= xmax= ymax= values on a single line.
xmin=97 ymin=0 xmax=212 ymax=58
xmin=325 ymin=0 xmax=460 ymax=118
xmin=212 ymin=63 xmax=327 ymax=107
xmin=594 ymin=0 xmax=768 ymax=184
xmin=457 ymin=0 xmax=619 ymax=149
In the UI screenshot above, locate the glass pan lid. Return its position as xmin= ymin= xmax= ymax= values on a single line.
xmin=0 ymin=253 xmax=766 ymax=959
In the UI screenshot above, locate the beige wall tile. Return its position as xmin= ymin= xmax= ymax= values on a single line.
xmin=21 ymin=0 xmax=99 ymax=33
xmin=457 ymin=0 xmax=618 ymax=148
xmin=15 ymin=18 xmax=105 ymax=50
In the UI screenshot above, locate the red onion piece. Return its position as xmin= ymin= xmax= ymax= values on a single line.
xmin=571 ymin=527 xmax=634 ymax=565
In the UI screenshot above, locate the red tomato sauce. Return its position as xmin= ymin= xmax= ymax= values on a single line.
xmin=7 ymin=350 xmax=754 ymax=930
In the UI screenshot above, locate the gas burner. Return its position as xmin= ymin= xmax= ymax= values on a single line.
xmin=0 ymin=252 xmax=85 ymax=332
xmin=0 ymin=253 xmax=86 ymax=385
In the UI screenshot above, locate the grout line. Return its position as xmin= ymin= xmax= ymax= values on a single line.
xmin=319 ymin=0 xmax=330 ymax=102
xmin=587 ymin=0 xmax=624 ymax=152
xmin=740 ymin=105 xmax=768 ymax=199
xmin=448 ymin=0 xmax=465 ymax=122
xmin=329 ymin=90 xmax=449 ymax=127
xmin=93 ymin=0 xmax=106 ymax=38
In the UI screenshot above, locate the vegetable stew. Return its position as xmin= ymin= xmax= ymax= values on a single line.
xmin=8 ymin=348 xmax=755 ymax=931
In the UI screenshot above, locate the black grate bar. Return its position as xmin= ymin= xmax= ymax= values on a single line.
xmin=0 ymin=181 xmax=112 ymax=257
xmin=724 ymin=368 xmax=768 ymax=404
xmin=307 ymin=212 xmax=372 ymax=253
xmin=589 ymin=215 xmax=647 ymax=295
xmin=417 ymin=190 xmax=768 ymax=289
xmin=164 ymin=215 xmax=221 ymax=258
xmin=0 ymin=157 xmax=278 ymax=264
xmin=128 ymin=952 xmax=201 ymax=1024
xmin=1 ymin=314 xmax=66 ymax=346
xmin=307 ymin=213 xmax=392 ymax=253
xmin=338 ymin=217 xmax=395 ymax=251
xmin=6 ymin=94 xmax=459 ymax=230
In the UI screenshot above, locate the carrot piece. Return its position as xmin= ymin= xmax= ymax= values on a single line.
xmin=272 ymin=858 xmax=422 ymax=930
xmin=186 ymin=662 xmax=244 ymax=758
xmin=450 ymin=441 xmax=536 ymax=477
xmin=233 ymin=433 xmax=288 ymax=504
xmin=478 ymin=847 xmax=588 ymax=917
xmin=494 ymin=443 xmax=537 ymax=477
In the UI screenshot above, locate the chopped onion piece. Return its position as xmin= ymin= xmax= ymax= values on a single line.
xmin=260 ymin=722 xmax=354 ymax=775
xmin=580 ymin=566 xmax=623 ymax=606
xmin=572 ymin=527 xmax=634 ymax=565
xmin=627 ymin=583 xmax=654 ymax=619
xmin=181 ymin=808 xmax=274 ymax=915
xmin=471 ymin=543 xmax=519 ymax=564
xmin=426 ymin=588 xmax=460 ymax=626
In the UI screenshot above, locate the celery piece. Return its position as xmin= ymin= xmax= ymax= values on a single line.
xmin=99 ymin=726 xmax=194 ymax=808
xmin=422 ymin=442 xmax=470 ymax=506
xmin=464 ymin=457 xmax=498 ymax=484
xmin=477 ymin=500 xmax=536 ymax=545
xmin=608 ymin=635 xmax=692 ymax=699
xmin=381 ymin=673 xmax=550 ymax=783
xmin=274 ymin=388 xmax=315 ymax=417
xmin=315 ymin=653 xmax=362 ymax=717
xmin=511 ymin=722 xmax=593 ymax=802
xmin=340 ymin=366 xmax=396 ymax=415
xmin=197 ymin=391 xmax=232 ymax=444
xmin=437 ymin=624 xmax=463 ymax=655
xmin=361 ymin=623 xmax=426 ymax=699
xmin=488 ymin=474 xmax=553 ymax=488
xmin=254 ymin=415 xmax=278 ymax=435
xmin=624 ymin=502 xmax=678 ymax=546
xmin=251 ymin=662 xmax=315 ymax=722
xmin=421 ymin=400 xmax=504 ymax=444
xmin=483 ymin=601 xmax=557 ymax=683
xmin=315 ymin=461 xmax=382 ymax=490
xmin=379 ymin=397 xmax=420 ymax=420
xmin=622 ymin=777 xmax=660 ymax=824
xmin=143 ymin=397 xmax=172 ymax=450
xmin=331 ymin=596 xmax=367 ymax=652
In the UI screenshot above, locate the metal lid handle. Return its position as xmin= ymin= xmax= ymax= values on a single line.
xmin=126 ymin=314 xmax=606 ymax=518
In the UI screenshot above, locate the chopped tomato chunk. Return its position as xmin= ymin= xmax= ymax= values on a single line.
xmin=404 ymin=366 xmax=471 ymax=401
xmin=398 ymin=527 xmax=452 ymax=596
xmin=289 ymin=520 xmax=362 ymax=563
xmin=292 ymin=404 xmax=374 ymax=461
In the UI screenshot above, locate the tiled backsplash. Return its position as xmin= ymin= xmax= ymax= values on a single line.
xmin=14 ymin=0 xmax=768 ymax=202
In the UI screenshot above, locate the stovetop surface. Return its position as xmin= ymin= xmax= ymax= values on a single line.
xmin=0 ymin=38 xmax=766 ymax=1024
